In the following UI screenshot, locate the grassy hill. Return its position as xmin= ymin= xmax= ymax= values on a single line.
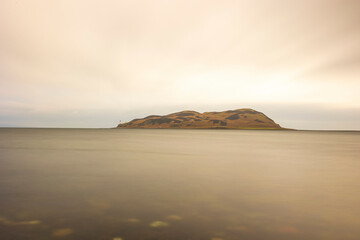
xmin=116 ymin=108 xmax=283 ymax=129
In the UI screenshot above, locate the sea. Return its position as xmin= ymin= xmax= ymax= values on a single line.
xmin=0 ymin=128 xmax=359 ymax=240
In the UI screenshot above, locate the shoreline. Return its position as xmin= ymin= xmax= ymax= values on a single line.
xmin=1 ymin=127 xmax=360 ymax=132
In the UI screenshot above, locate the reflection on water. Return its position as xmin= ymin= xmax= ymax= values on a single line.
xmin=0 ymin=128 xmax=360 ymax=240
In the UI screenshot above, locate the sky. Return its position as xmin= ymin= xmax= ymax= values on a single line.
xmin=0 ymin=0 xmax=360 ymax=130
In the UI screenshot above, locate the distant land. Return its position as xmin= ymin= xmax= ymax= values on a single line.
xmin=117 ymin=108 xmax=284 ymax=129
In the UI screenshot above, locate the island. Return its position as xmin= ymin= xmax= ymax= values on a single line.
xmin=116 ymin=108 xmax=283 ymax=129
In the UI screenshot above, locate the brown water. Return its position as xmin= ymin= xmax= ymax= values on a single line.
xmin=0 ymin=128 xmax=360 ymax=240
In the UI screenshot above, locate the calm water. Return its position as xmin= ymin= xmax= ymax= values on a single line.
xmin=0 ymin=128 xmax=360 ymax=240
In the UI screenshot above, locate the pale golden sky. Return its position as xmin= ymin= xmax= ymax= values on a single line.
xmin=0 ymin=0 xmax=360 ymax=129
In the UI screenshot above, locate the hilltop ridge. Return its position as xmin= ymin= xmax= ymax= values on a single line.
xmin=116 ymin=108 xmax=283 ymax=129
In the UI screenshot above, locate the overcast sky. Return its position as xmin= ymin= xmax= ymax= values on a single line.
xmin=1 ymin=0 xmax=360 ymax=129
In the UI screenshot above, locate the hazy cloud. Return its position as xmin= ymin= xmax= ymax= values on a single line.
xmin=0 ymin=0 xmax=359 ymax=129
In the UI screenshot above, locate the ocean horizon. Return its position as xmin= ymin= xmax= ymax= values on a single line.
xmin=1 ymin=128 xmax=360 ymax=240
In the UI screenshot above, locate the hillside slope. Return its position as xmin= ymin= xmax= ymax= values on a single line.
xmin=116 ymin=108 xmax=282 ymax=129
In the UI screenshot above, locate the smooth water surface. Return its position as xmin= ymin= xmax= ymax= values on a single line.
xmin=0 ymin=128 xmax=360 ymax=240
